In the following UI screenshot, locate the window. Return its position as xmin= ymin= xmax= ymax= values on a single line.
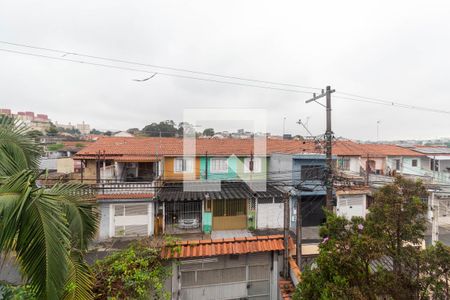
xmin=210 ymin=158 xmax=228 ymax=173
xmin=244 ymin=157 xmax=262 ymax=173
xmin=174 ymin=157 xmax=194 ymax=173
xmin=395 ymin=159 xmax=401 ymax=170
xmin=301 ymin=165 xmax=323 ymax=180
xmin=430 ymin=159 xmax=439 ymax=171
xmin=412 ymin=159 xmax=418 ymax=167
xmin=338 ymin=158 xmax=350 ymax=170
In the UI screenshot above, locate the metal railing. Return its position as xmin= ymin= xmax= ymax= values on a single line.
xmin=97 ymin=178 xmax=162 ymax=195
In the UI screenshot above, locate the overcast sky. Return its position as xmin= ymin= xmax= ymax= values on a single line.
xmin=1 ymin=0 xmax=449 ymax=140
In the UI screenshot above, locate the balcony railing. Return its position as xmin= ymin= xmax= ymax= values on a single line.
xmin=97 ymin=178 xmax=161 ymax=195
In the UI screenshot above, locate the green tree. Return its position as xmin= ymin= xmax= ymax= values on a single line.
xmin=0 ymin=116 xmax=98 ymax=300
xmin=46 ymin=122 xmax=58 ymax=136
xmin=142 ymin=120 xmax=178 ymax=137
xmin=26 ymin=130 xmax=44 ymax=140
xmin=202 ymin=128 xmax=215 ymax=136
xmin=126 ymin=128 xmax=140 ymax=135
xmin=89 ymin=129 xmax=103 ymax=135
xmin=93 ymin=239 xmax=174 ymax=300
xmin=294 ymin=177 xmax=449 ymax=300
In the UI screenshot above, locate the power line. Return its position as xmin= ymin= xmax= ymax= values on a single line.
xmin=334 ymin=94 xmax=450 ymax=115
xmin=0 ymin=40 xmax=321 ymax=91
xmin=1 ymin=41 xmax=449 ymax=116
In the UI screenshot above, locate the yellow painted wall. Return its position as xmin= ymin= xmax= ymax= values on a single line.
xmin=163 ymin=157 xmax=200 ymax=181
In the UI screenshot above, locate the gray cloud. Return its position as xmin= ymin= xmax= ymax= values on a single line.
xmin=0 ymin=0 xmax=449 ymax=140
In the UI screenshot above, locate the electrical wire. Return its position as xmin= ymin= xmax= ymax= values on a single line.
xmin=0 ymin=40 xmax=322 ymax=91
xmin=0 ymin=48 xmax=314 ymax=95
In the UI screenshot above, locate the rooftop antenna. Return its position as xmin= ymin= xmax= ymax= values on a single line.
xmin=297 ymin=119 xmax=324 ymax=151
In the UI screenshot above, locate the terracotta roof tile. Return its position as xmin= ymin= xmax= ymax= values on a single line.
xmin=74 ymin=137 xmax=321 ymax=160
xmin=161 ymin=235 xmax=289 ymax=259
xmin=333 ymin=140 xmax=424 ymax=157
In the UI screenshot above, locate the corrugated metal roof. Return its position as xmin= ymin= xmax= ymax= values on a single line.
xmin=157 ymin=181 xmax=284 ymax=202
xmin=427 ymin=155 xmax=450 ymax=160
xmin=161 ymin=235 xmax=290 ymax=259
xmin=414 ymin=147 xmax=450 ymax=155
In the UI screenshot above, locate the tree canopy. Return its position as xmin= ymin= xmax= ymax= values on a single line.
xmin=294 ymin=177 xmax=450 ymax=300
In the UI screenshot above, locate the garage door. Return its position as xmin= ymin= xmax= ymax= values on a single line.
xmin=180 ymin=253 xmax=271 ymax=300
xmin=212 ymin=199 xmax=247 ymax=230
xmin=257 ymin=202 xmax=284 ymax=229
xmin=112 ymin=203 xmax=152 ymax=237
xmin=337 ymin=195 xmax=365 ymax=219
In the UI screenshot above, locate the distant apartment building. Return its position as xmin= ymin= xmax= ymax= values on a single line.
xmin=54 ymin=121 xmax=91 ymax=135
xmin=0 ymin=108 xmax=51 ymax=133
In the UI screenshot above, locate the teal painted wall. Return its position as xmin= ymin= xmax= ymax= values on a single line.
xmin=202 ymin=211 xmax=212 ymax=233
xmin=199 ymin=156 xmax=267 ymax=181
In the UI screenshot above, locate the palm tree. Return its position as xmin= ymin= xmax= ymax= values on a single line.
xmin=0 ymin=116 xmax=98 ymax=300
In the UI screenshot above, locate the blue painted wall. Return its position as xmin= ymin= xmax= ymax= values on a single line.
xmin=292 ymin=154 xmax=327 ymax=196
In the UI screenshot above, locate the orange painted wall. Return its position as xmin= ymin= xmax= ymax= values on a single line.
xmin=163 ymin=157 xmax=201 ymax=181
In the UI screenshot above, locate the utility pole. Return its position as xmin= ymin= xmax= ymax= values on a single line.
xmin=431 ymin=192 xmax=439 ymax=245
xmin=283 ymin=192 xmax=290 ymax=278
xmin=296 ymin=192 xmax=302 ymax=269
xmin=366 ymin=154 xmax=370 ymax=186
xmin=306 ymin=85 xmax=336 ymax=210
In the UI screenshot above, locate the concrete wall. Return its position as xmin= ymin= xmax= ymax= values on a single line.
xmin=267 ymin=153 xmax=293 ymax=189
xmin=56 ymin=157 xmax=75 ymax=173
xmin=98 ymin=203 xmax=110 ymax=240
xmin=97 ymin=201 xmax=154 ymax=240
xmin=39 ymin=158 xmax=57 ymax=171
xmin=257 ymin=201 xmax=284 ymax=229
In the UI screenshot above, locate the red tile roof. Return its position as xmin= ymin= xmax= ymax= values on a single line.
xmin=333 ymin=140 xmax=424 ymax=157
xmin=74 ymin=137 xmax=321 ymax=160
xmin=279 ymin=279 xmax=296 ymax=300
xmin=161 ymin=234 xmax=291 ymax=259
xmin=96 ymin=193 xmax=154 ymax=200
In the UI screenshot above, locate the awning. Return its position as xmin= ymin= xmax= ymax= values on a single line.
xmin=157 ymin=181 xmax=284 ymax=202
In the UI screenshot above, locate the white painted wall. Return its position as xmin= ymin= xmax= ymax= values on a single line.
xmin=268 ymin=153 xmax=293 ymax=188
xmin=257 ymin=202 xmax=284 ymax=229
xmin=336 ymin=194 xmax=367 ymax=219
xmin=97 ymin=202 xmax=154 ymax=240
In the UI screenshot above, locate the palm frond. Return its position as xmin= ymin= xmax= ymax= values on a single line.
xmin=63 ymin=250 xmax=95 ymax=300
xmin=0 ymin=171 xmax=71 ymax=300
xmin=49 ymin=183 xmax=98 ymax=250
xmin=0 ymin=116 xmax=42 ymax=176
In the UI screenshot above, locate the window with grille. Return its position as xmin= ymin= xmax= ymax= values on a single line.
xmin=244 ymin=157 xmax=262 ymax=173
xmin=210 ymin=158 xmax=228 ymax=173
xmin=174 ymin=157 xmax=194 ymax=173
xmin=213 ymin=199 xmax=247 ymax=217
xmin=301 ymin=165 xmax=323 ymax=180
xmin=412 ymin=159 xmax=418 ymax=167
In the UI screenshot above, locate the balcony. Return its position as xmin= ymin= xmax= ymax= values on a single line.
xmin=97 ymin=179 xmax=161 ymax=195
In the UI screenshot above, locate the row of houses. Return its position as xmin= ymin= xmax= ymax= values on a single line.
xmin=71 ymin=137 xmax=450 ymax=241
xmin=67 ymin=137 xmax=450 ymax=300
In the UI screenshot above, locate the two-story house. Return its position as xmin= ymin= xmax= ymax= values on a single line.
xmin=268 ymin=152 xmax=328 ymax=233
xmin=75 ymin=138 xmax=317 ymax=240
